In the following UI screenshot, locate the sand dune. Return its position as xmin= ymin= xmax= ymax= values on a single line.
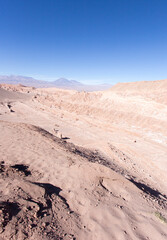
xmin=0 ymin=81 xmax=167 ymax=239
xmin=110 ymin=79 xmax=167 ymax=104
xmin=110 ymin=79 xmax=167 ymax=93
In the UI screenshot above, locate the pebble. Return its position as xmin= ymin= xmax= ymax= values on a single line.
xmin=42 ymin=222 xmax=46 ymax=227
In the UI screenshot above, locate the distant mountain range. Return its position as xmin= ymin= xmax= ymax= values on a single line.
xmin=0 ymin=75 xmax=111 ymax=91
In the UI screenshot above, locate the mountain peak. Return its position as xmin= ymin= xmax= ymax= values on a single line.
xmin=53 ymin=78 xmax=83 ymax=86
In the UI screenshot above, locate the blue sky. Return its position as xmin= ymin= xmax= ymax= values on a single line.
xmin=0 ymin=0 xmax=167 ymax=84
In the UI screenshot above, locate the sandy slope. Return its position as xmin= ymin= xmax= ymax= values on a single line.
xmin=0 ymin=82 xmax=167 ymax=239
xmin=0 ymin=88 xmax=30 ymax=101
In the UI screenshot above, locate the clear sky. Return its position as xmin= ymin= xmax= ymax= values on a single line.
xmin=0 ymin=0 xmax=167 ymax=84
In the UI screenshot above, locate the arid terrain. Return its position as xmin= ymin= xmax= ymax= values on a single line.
xmin=0 ymin=80 xmax=167 ymax=240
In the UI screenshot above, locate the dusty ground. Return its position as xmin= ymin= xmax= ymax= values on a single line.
xmin=0 ymin=81 xmax=167 ymax=240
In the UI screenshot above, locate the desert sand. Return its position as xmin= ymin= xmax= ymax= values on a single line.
xmin=0 ymin=81 xmax=167 ymax=240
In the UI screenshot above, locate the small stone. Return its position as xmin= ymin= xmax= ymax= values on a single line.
xmin=42 ymin=222 xmax=46 ymax=227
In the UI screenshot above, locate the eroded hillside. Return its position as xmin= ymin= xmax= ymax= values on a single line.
xmin=0 ymin=81 xmax=167 ymax=239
